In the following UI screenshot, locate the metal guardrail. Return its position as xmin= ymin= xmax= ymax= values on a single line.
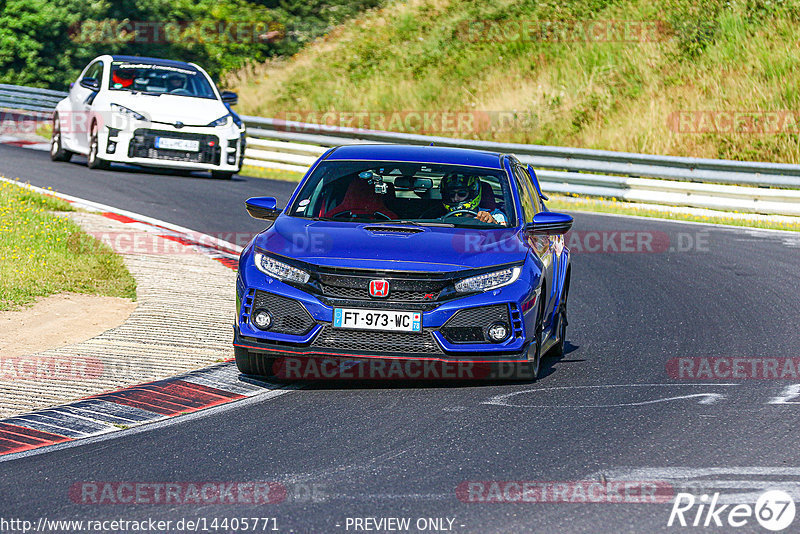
xmin=241 ymin=116 xmax=800 ymax=217
xmin=2 ymin=84 xmax=799 ymax=216
xmin=0 ymin=84 xmax=67 ymax=114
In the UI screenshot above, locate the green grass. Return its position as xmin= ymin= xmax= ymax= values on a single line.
xmin=547 ymin=194 xmax=800 ymax=232
xmin=0 ymin=180 xmax=137 ymax=310
xmin=229 ymin=0 xmax=800 ymax=163
xmin=239 ymin=165 xmax=305 ymax=182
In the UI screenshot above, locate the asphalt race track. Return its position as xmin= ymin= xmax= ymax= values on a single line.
xmin=1 ymin=143 xmax=800 ymax=533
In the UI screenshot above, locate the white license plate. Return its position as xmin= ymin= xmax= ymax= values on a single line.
xmin=333 ymin=308 xmax=421 ymax=332
xmin=155 ymin=137 xmax=199 ymax=151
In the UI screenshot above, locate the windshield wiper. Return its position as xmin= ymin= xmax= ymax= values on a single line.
xmin=369 ymin=220 xmax=455 ymax=227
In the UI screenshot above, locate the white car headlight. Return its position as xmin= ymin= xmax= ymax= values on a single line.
xmin=208 ymin=114 xmax=232 ymax=127
xmin=110 ymin=103 xmax=146 ymax=121
xmin=254 ymin=252 xmax=310 ymax=284
xmin=455 ymin=266 xmax=521 ymax=293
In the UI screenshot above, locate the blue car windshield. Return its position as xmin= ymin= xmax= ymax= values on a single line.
xmin=289 ymin=160 xmax=518 ymax=227
xmin=108 ymin=61 xmax=217 ymax=99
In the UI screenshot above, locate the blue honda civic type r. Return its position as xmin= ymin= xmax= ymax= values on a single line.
xmin=233 ymin=144 xmax=573 ymax=379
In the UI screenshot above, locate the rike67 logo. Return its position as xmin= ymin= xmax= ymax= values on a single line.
xmin=668 ymin=490 xmax=796 ymax=531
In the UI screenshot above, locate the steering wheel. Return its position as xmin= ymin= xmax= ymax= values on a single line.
xmin=442 ymin=209 xmax=479 ymax=219
xmin=169 ymin=88 xmax=192 ymax=96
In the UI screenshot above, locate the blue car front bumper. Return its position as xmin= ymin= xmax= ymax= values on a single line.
xmin=233 ymin=259 xmax=539 ymax=364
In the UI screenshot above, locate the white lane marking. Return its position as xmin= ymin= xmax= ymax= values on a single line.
xmin=769 ymin=384 xmax=800 ymax=404
xmin=483 ymin=383 xmax=738 ymax=408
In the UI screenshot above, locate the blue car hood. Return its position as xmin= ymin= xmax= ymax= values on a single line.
xmin=254 ymin=217 xmax=527 ymax=272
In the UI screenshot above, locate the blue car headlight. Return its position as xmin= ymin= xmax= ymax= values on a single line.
xmin=455 ymin=266 xmax=521 ymax=293
xmin=254 ymin=252 xmax=310 ymax=284
xmin=208 ymin=114 xmax=232 ymax=127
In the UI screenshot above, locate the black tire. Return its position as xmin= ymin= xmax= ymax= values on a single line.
xmin=50 ymin=115 xmax=73 ymax=162
xmin=211 ymin=170 xmax=234 ymax=180
xmin=521 ymin=297 xmax=545 ymax=380
xmin=547 ymin=275 xmax=570 ymax=359
xmin=87 ymin=122 xmax=109 ymax=170
xmin=234 ymin=346 xmax=276 ymax=377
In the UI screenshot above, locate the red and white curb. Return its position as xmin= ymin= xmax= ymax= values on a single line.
xmin=0 ymin=135 xmax=51 ymax=151
xmin=0 ymin=178 xmax=273 ymax=458
xmin=0 ymin=363 xmax=288 ymax=457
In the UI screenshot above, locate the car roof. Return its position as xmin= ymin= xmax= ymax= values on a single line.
xmin=325 ymin=144 xmax=506 ymax=170
xmin=110 ymin=55 xmax=197 ymax=70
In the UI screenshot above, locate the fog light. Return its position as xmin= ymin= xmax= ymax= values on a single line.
xmin=107 ymin=141 xmax=117 ymax=154
xmin=487 ymin=322 xmax=509 ymax=342
xmin=252 ymin=309 xmax=272 ymax=330
xmin=227 ymin=154 xmax=236 ymax=165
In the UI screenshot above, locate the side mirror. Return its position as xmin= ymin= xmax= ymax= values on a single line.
xmin=79 ymin=77 xmax=100 ymax=91
xmin=220 ymin=91 xmax=238 ymax=105
xmin=525 ymin=212 xmax=573 ymax=235
xmin=527 ymin=164 xmax=549 ymax=201
xmin=245 ymin=197 xmax=281 ymax=221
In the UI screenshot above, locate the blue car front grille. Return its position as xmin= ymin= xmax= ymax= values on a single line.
xmin=308 ymin=269 xmax=453 ymax=311
xmin=440 ymin=304 xmax=511 ymax=344
xmin=252 ymin=291 xmax=316 ymax=336
xmin=510 ymin=303 xmax=523 ymax=339
xmin=240 ymin=288 xmax=256 ymax=325
xmin=311 ymin=326 xmax=443 ymax=355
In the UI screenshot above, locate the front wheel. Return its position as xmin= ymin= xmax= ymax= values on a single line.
xmin=521 ymin=297 xmax=545 ymax=380
xmin=50 ymin=115 xmax=73 ymax=162
xmin=87 ymin=123 xmax=109 ymax=170
xmin=547 ymin=278 xmax=570 ymax=358
xmin=234 ymin=346 xmax=275 ymax=377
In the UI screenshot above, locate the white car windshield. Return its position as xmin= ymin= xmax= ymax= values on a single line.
xmin=108 ymin=61 xmax=217 ymax=99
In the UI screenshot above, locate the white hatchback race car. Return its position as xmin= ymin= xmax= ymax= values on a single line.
xmin=51 ymin=55 xmax=245 ymax=179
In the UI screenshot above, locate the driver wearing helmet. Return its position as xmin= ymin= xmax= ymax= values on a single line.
xmin=166 ymin=73 xmax=186 ymax=92
xmin=111 ymin=68 xmax=135 ymax=88
xmin=440 ymin=173 xmax=507 ymax=225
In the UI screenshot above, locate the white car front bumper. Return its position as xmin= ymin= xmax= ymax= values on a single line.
xmin=99 ymin=121 xmax=245 ymax=172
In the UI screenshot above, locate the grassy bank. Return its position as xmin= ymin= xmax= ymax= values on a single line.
xmin=0 ymin=180 xmax=136 ymax=310
xmin=239 ymin=165 xmax=306 ymax=182
xmin=229 ymin=0 xmax=800 ymax=163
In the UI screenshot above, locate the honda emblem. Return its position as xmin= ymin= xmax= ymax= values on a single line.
xmin=369 ymin=279 xmax=390 ymax=298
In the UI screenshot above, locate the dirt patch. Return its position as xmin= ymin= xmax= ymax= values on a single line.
xmin=0 ymin=293 xmax=136 ymax=358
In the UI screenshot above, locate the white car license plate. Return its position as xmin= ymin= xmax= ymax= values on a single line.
xmin=333 ymin=308 xmax=421 ymax=333
xmin=155 ymin=137 xmax=199 ymax=151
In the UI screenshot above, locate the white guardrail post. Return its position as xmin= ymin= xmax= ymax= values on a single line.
xmin=2 ymin=84 xmax=799 ymax=216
